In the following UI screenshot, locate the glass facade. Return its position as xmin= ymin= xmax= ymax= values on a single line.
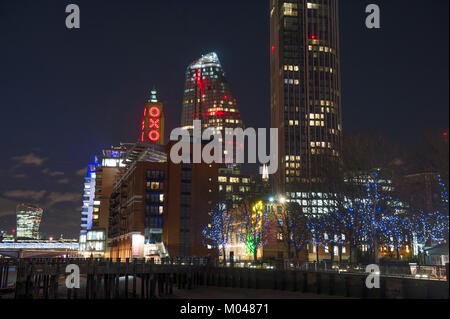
xmin=16 ymin=203 xmax=43 ymax=239
xmin=79 ymin=230 xmax=106 ymax=253
xmin=270 ymin=0 xmax=342 ymax=204
xmin=80 ymin=161 xmax=99 ymax=234
xmin=179 ymin=164 xmax=191 ymax=256
xmin=181 ymin=52 xmax=245 ymax=162
xmin=145 ymin=169 xmax=165 ymax=243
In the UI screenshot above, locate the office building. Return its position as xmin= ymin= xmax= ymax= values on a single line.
xmin=80 ymin=160 xmax=100 ymax=235
xmin=270 ymin=0 xmax=342 ymax=206
xmin=181 ymin=52 xmax=245 ymax=164
xmin=108 ymin=142 xmax=218 ymax=260
xmin=16 ymin=203 xmax=43 ymax=239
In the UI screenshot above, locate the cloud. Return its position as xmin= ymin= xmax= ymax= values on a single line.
xmin=0 ymin=209 xmax=15 ymax=217
xmin=11 ymin=153 xmax=46 ymax=167
xmin=13 ymin=173 xmax=27 ymax=178
xmin=46 ymin=192 xmax=81 ymax=207
xmin=57 ymin=178 xmax=70 ymax=184
xmin=76 ymin=168 xmax=86 ymax=176
xmin=3 ymin=190 xmax=47 ymax=201
xmin=42 ymin=168 xmax=65 ymax=176
xmin=0 ymin=197 xmax=18 ymax=217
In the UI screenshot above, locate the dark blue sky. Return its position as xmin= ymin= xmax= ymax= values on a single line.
xmin=0 ymin=0 xmax=448 ymax=238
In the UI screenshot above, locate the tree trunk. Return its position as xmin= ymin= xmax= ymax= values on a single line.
xmin=222 ymin=247 xmax=227 ymax=265
xmin=316 ymin=243 xmax=320 ymax=262
xmin=330 ymin=243 xmax=335 ymax=267
xmin=373 ymin=237 xmax=379 ymax=264
xmin=350 ymin=244 xmax=357 ymax=265
xmin=396 ymin=243 xmax=400 ymax=261
xmin=286 ymin=241 xmax=291 ymax=261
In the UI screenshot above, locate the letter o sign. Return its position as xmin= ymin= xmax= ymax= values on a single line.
xmin=148 ymin=130 xmax=160 ymax=142
xmin=149 ymin=106 xmax=161 ymax=118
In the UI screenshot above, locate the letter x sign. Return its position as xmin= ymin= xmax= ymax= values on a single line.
xmin=149 ymin=118 xmax=160 ymax=129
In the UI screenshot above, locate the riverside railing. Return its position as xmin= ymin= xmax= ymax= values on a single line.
xmin=1 ymin=257 xmax=448 ymax=299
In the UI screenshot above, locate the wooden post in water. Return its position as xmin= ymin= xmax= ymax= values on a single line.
xmin=4 ymin=261 xmax=9 ymax=290
xmin=0 ymin=260 xmax=4 ymax=289
xmin=132 ymin=259 xmax=137 ymax=298
xmin=53 ymin=262 xmax=60 ymax=299
xmin=15 ymin=259 xmax=32 ymax=299
xmin=115 ymin=274 xmax=120 ymax=299
xmin=124 ymin=258 xmax=129 ymax=299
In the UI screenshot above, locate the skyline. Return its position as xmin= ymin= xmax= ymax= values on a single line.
xmin=0 ymin=0 xmax=449 ymax=238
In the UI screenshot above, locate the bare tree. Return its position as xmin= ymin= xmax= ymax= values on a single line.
xmin=273 ymin=201 xmax=310 ymax=261
xmin=202 ymin=203 xmax=234 ymax=264
xmin=236 ymin=198 xmax=272 ymax=261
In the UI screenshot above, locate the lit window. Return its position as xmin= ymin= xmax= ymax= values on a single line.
xmin=230 ymin=177 xmax=240 ymax=183
xmin=282 ymin=3 xmax=298 ymax=16
xmin=307 ymin=3 xmax=320 ymax=9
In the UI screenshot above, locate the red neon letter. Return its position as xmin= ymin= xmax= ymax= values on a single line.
xmin=148 ymin=130 xmax=160 ymax=142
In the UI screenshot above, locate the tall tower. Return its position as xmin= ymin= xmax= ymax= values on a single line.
xmin=141 ymin=88 xmax=165 ymax=145
xmin=16 ymin=203 xmax=43 ymax=239
xmin=270 ymin=0 xmax=342 ymax=206
xmin=181 ymin=52 xmax=244 ymax=135
xmin=80 ymin=160 xmax=99 ymax=235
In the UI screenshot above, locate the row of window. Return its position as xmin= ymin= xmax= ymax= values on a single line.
xmin=218 ymin=176 xmax=250 ymax=183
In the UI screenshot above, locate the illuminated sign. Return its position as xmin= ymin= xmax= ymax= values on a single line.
xmin=141 ymin=98 xmax=164 ymax=145
xmin=132 ymin=233 xmax=145 ymax=257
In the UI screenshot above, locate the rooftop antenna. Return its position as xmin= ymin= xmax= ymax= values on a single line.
xmin=149 ymin=86 xmax=158 ymax=103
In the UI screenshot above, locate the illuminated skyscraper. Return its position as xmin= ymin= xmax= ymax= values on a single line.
xmin=270 ymin=0 xmax=342 ymax=206
xmin=181 ymin=52 xmax=244 ymax=137
xmin=16 ymin=203 xmax=43 ymax=239
xmin=80 ymin=160 xmax=100 ymax=235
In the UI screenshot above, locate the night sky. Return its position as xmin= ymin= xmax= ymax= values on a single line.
xmin=0 ymin=0 xmax=448 ymax=238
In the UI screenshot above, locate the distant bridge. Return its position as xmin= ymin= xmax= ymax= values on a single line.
xmin=0 ymin=242 xmax=79 ymax=259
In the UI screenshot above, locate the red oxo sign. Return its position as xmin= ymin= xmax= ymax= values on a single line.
xmin=142 ymin=106 xmax=162 ymax=143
